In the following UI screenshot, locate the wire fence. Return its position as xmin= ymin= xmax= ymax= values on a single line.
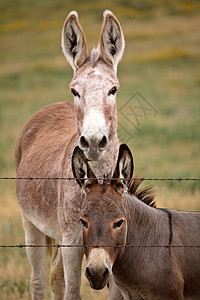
xmin=0 ymin=177 xmax=200 ymax=181
xmin=0 ymin=175 xmax=199 ymax=249
xmin=1 ymin=244 xmax=200 ymax=249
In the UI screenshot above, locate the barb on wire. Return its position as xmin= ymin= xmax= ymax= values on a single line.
xmin=0 ymin=177 xmax=199 ymax=181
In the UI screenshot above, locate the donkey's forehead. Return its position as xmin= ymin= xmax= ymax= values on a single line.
xmin=82 ymin=185 xmax=125 ymax=216
xmin=70 ymin=59 xmax=118 ymax=87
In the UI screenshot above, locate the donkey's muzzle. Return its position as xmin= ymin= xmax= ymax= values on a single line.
xmin=78 ymin=134 xmax=109 ymax=161
xmin=85 ymin=265 xmax=110 ymax=290
xmin=85 ymin=248 xmax=112 ymax=290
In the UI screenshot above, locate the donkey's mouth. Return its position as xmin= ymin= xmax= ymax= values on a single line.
xmin=84 ymin=149 xmax=104 ymax=161
xmin=85 ymin=263 xmax=111 ymax=290
xmin=89 ymin=279 xmax=108 ymax=290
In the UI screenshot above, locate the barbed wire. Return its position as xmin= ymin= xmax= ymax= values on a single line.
xmin=1 ymin=244 xmax=200 ymax=249
xmin=0 ymin=176 xmax=199 ymax=249
xmin=0 ymin=177 xmax=199 ymax=181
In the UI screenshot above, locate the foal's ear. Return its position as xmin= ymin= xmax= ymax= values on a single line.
xmin=112 ymin=144 xmax=134 ymax=194
xmin=72 ymin=146 xmax=98 ymax=193
xmin=61 ymin=11 xmax=89 ymax=71
xmin=100 ymin=10 xmax=125 ymax=72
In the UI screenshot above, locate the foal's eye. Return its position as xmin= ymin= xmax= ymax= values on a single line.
xmin=113 ymin=219 xmax=124 ymax=229
xmin=108 ymin=86 xmax=117 ymax=96
xmin=71 ymin=88 xmax=80 ymax=98
xmin=80 ymin=218 xmax=88 ymax=229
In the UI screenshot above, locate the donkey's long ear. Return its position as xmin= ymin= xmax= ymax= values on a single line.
xmin=112 ymin=144 xmax=133 ymax=194
xmin=72 ymin=146 xmax=98 ymax=193
xmin=100 ymin=10 xmax=125 ymax=72
xmin=61 ymin=11 xmax=89 ymax=70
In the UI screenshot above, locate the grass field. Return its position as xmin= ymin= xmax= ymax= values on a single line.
xmin=0 ymin=0 xmax=200 ymax=299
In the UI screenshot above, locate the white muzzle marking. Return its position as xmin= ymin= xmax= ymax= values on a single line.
xmin=85 ymin=248 xmax=112 ymax=290
xmin=79 ymin=110 xmax=109 ymax=160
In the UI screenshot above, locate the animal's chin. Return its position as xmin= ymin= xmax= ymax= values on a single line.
xmin=89 ymin=280 xmax=108 ymax=290
xmin=84 ymin=150 xmax=104 ymax=161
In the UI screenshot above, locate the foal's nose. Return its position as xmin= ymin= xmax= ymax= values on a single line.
xmin=78 ymin=134 xmax=109 ymax=160
xmin=85 ymin=265 xmax=110 ymax=290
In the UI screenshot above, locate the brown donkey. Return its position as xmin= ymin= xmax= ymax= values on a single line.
xmin=15 ymin=11 xmax=126 ymax=300
xmin=72 ymin=144 xmax=200 ymax=300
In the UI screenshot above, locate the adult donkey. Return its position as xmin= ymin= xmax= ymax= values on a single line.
xmin=72 ymin=144 xmax=200 ymax=299
xmin=16 ymin=10 xmax=125 ymax=300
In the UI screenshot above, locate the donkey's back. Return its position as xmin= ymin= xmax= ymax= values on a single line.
xmin=169 ymin=209 xmax=200 ymax=298
xmin=16 ymin=101 xmax=76 ymax=172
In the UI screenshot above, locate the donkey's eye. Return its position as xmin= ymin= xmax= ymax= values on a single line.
xmin=80 ymin=218 xmax=88 ymax=229
xmin=71 ymin=88 xmax=80 ymax=98
xmin=113 ymin=219 xmax=124 ymax=229
xmin=108 ymin=86 xmax=117 ymax=96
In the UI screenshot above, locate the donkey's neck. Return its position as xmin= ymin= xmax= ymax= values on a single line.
xmin=113 ymin=195 xmax=169 ymax=290
xmin=125 ymin=195 xmax=159 ymax=244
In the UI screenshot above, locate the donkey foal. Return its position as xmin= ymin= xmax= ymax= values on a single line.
xmin=72 ymin=144 xmax=200 ymax=300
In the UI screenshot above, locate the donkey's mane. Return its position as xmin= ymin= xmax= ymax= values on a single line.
xmin=90 ymin=48 xmax=101 ymax=67
xmin=101 ymin=175 xmax=156 ymax=208
xmin=128 ymin=179 xmax=156 ymax=208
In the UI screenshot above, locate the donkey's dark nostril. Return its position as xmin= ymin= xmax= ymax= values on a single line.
xmin=86 ymin=267 xmax=92 ymax=279
xmin=98 ymin=136 xmax=108 ymax=150
xmin=79 ymin=136 xmax=89 ymax=150
xmin=103 ymin=268 xmax=109 ymax=278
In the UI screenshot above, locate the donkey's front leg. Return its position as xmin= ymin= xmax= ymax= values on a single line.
xmin=51 ymin=247 xmax=65 ymax=300
xmin=22 ymin=215 xmax=46 ymax=300
xmin=61 ymin=227 xmax=84 ymax=300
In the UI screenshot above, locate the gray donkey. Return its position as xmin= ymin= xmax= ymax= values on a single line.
xmin=15 ymin=10 xmax=129 ymax=300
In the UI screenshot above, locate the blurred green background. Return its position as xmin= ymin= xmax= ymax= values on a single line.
xmin=0 ymin=0 xmax=200 ymax=298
